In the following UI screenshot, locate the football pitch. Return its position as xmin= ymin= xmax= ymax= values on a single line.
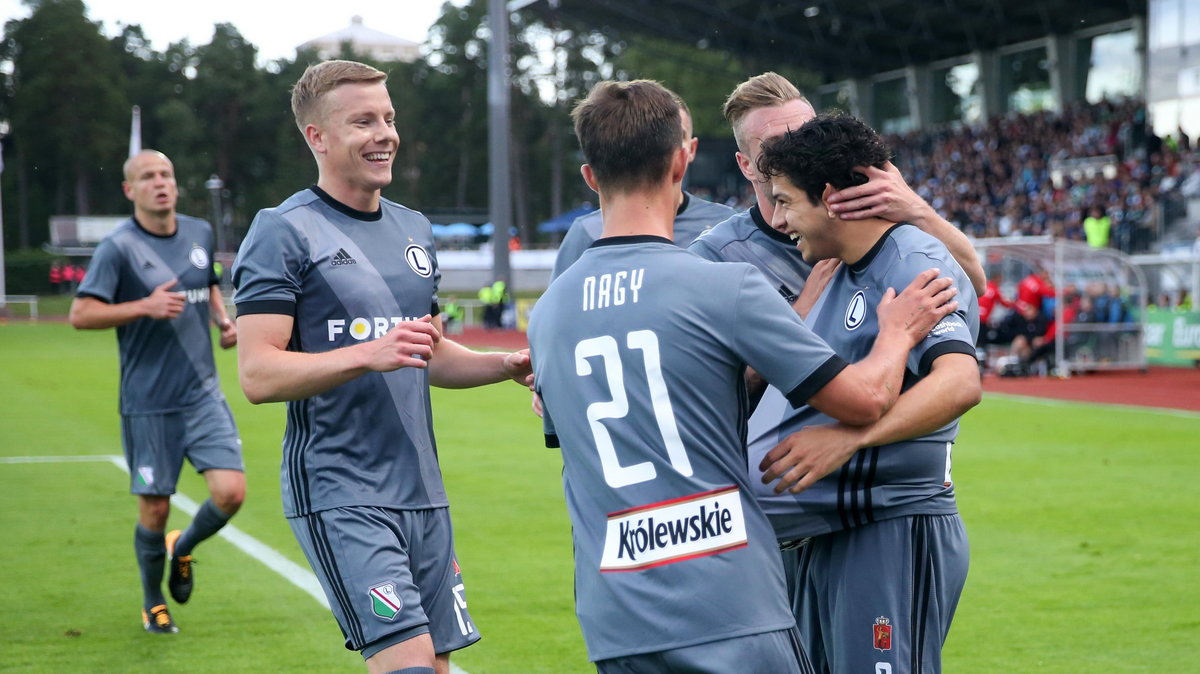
xmin=2 ymin=322 xmax=1197 ymax=672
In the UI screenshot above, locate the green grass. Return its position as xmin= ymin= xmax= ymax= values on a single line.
xmin=2 ymin=322 xmax=1198 ymax=672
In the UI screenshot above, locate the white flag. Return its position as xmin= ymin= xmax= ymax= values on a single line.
xmin=129 ymin=105 xmax=142 ymax=158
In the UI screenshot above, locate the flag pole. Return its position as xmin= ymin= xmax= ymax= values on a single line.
xmin=129 ymin=105 xmax=142 ymax=157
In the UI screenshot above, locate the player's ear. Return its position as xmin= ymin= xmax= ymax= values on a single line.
xmin=669 ymin=146 xmax=688 ymax=184
xmin=735 ymin=151 xmax=756 ymax=182
xmin=820 ymin=183 xmax=836 ymax=211
xmin=580 ymin=164 xmax=599 ymax=194
xmin=122 ymin=182 xmax=134 ymax=201
xmin=304 ymin=124 xmax=325 ymax=154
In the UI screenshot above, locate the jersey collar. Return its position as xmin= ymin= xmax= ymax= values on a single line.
xmin=849 ymin=222 xmax=911 ymax=273
xmin=310 ymin=185 xmax=383 ymax=222
xmin=750 ymin=205 xmax=795 ymax=244
xmin=131 ymin=216 xmax=177 ymax=239
xmin=591 ymin=235 xmax=673 ymax=248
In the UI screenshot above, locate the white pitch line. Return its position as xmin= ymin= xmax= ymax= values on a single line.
xmin=4 ymin=454 xmax=470 ymax=674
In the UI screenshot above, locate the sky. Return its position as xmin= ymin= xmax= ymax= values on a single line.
xmin=0 ymin=0 xmax=462 ymax=62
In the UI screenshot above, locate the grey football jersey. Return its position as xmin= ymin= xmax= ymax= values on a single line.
xmin=232 ymin=187 xmax=444 ymax=517
xmin=77 ymin=215 xmax=223 ymax=415
xmin=689 ymin=205 xmax=811 ymax=303
xmin=749 ymin=224 xmax=979 ymax=540
xmin=551 ymin=193 xmax=735 ymax=279
xmin=528 ymin=235 xmax=847 ymax=661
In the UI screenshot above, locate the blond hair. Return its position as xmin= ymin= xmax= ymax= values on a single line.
xmin=290 ymin=60 xmax=387 ymax=131
xmin=723 ymin=72 xmax=807 ymax=151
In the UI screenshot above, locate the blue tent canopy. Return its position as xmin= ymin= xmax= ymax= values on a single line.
xmin=536 ymin=204 xmax=596 ymax=233
xmin=434 ymin=222 xmax=480 ymax=238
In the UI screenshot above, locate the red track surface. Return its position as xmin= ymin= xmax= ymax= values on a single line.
xmin=454 ymin=327 xmax=529 ymax=351
xmin=457 ymin=329 xmax=1200 ymax=413
xmin=981 ymin=366 xmax=1200 ymax=411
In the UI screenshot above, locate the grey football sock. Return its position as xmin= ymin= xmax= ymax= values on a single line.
xmin=174 ymin=498 xmax=232 ymax=557
xmin=134 ymin=524 xmax=166 ymax=609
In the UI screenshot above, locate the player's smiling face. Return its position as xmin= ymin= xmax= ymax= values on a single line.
xmin=316 ymin=81 xmax=398 ymax=203
xmin=768 ymin=175 xmax=838 ymax=262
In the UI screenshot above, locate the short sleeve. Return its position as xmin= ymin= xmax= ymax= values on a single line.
xmin=540 ymin=392 xmax=559 ymax=448
xmin=686 ymin=235 xmax=722 ymax=262
xmin=232 ymin=210 xmax=308 ymax=316
xmin=730 ymin=266 xmax=847 ymax=408
xmin=429 ymin=242 xmax=442 ymax=316
xmin=551 ymin=217 xmax=597 ymax=280
xmin=885 ymin=254 xmax=977 ymax=376
xmin=76 ymin=237 xmax=123 ymax=303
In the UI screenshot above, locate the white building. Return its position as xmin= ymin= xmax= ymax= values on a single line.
xmin=298 ymin=16 xmax=420 ymax=63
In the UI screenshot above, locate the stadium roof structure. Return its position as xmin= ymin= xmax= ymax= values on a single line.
xmin=527 ymin=0 xmax=1147 ymax=81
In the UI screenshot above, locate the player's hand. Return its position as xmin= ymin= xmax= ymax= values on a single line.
xmin=827 ymin=162 xmax=932 ymax=224
xmin=793 ymin=259 xmax=840 ymax=319
xmin=504 ymin=348 xmax=534 ymax=388
xmin=760 ymin=422 xmax=863 ymax=494
xmin=143 ymin=278 xmax=186 ymax=320
xmin=217 ymin=317 xmax=237 ymax=349
xmin=360 ymin=315 xmax=440 ymax=372
xmin=876 ymin=269 xmax=958 ymax=347
xmin=531 ymin=392 xmax=544 ymax=418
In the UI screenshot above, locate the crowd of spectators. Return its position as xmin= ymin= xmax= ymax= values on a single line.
xmin=887 ymin=98 xmax=1198 ymax=253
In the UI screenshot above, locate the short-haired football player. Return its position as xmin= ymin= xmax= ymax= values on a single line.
xmin=232 ymin=60 xmax=532 ymax=674
xmin=70 ymin=149 xmax=244 ymax=634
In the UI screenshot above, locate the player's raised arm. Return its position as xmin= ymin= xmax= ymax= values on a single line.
xmin=237 ymin=313 xmax=438 ymax=404
xmin=804 ymin=269 xmax=957 ymax=425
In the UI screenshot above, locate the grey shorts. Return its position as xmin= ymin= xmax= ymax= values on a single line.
xmin=790 ymin=514 xmax=969 ymax=674
xmin=288 ymin=506 xmax=481 ymax=659
xmin=120 ymin=395 xmax=243 ymax=495
xmin=595 ymin=627 xmax=813 ymax=674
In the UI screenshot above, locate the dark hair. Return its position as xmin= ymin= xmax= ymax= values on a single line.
xmin=756 ymin=111 xmax=890 ymax=204
xmin=571 ymin=80 xmax=683 ymax=194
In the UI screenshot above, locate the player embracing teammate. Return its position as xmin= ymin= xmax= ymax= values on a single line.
xmin=528 ymin=77 xmax=969 ymax=672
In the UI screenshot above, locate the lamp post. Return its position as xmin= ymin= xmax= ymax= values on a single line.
xmin=205 ymin=174 xmax=224 ymax=254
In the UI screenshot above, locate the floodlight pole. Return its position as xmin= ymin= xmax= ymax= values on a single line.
xmin=488 ymin=0 xmax=513 ymax=291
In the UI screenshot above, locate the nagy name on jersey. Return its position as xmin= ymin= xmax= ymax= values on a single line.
xmin=600 ymin=486 xmax=748 ymax=572
xmin=328 ymin=316 xmax=425 ymax=342
xmin=582 ymin=268 xmax=644 ymax=312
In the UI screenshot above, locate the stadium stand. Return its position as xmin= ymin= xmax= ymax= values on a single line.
xmin=887 ymin=98 xmax=1197 ymax=253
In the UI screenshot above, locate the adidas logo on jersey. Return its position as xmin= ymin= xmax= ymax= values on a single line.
xmin=331 ymin=248 xmax=357 ymax=266
xmin=143 ymin=261 xmax=155 ymax=270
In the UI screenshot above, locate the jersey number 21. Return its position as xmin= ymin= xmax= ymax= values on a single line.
xmin=575 ymin=330 xmax=692 ymax=488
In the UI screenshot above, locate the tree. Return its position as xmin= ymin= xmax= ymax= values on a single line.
xmin=2 ymin=0 xmax=128 ymax=247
